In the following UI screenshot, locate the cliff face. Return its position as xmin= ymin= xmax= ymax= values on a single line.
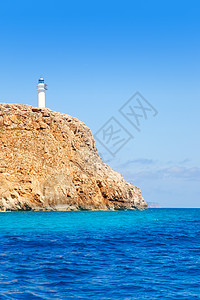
xmin=0 ymin=103 xmax=147 ymax=211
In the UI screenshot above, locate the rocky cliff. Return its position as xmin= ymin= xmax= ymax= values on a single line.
xmin=0 ymin=103 xmax=147 ymax=211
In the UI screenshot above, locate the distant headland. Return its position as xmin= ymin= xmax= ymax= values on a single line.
xmin=147 ymin=202 xmax=161 ymax=208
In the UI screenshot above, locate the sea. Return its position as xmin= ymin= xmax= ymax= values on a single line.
xmin=0 ymin=209 xmax=199 ymax=299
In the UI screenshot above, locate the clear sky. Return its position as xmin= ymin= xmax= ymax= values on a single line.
xmin=0 ymin=0 xmax=199 ymax=207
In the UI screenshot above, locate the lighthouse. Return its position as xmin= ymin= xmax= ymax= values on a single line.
xmin=36 ymin=77 xmax=47 ymax=108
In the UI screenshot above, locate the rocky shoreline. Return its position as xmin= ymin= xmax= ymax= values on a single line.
xmin=0 ymin=103 xmax=147 ymax=211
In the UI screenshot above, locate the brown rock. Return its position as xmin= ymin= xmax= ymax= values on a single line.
xmin=0 ymin=103 xmax=147 ymax=211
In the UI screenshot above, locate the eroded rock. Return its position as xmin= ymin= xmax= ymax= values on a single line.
xmin=0 ymin=103 xmax=147 ymax=211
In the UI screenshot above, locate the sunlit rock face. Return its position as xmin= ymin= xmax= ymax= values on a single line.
xmin=0 ymin=104 xmax=147 ymax=211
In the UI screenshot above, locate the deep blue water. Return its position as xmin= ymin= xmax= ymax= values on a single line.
xmin=0 ymin=209 xmax=200 ymax=299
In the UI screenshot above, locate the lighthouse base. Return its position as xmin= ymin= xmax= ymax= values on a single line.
xmin=38 ymin=91 xmax=45 ymax=108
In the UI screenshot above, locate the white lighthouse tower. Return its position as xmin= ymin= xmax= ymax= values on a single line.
xmin=36 ymin=77 xmax=47 ymax=108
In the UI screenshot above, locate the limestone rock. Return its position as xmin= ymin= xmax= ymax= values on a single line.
xmin=0 ymin=103 xmax=147 ymax=211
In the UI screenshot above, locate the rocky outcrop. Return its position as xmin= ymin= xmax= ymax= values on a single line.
xmin=0 ymin=103 xmax=147 ymax=211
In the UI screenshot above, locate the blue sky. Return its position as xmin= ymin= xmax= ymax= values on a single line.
xmin=0 ymin=0 xmax=200 ymax=207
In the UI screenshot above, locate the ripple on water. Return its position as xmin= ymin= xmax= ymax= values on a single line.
xmin=0 ymin=209 xmax=200 ymax=299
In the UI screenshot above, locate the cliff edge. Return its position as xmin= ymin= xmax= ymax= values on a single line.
xmin=0 ymin=104 xmax=147 ymax=211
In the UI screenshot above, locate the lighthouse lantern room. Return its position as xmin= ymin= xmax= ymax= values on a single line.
xmin=36 ymin=77 xmax=47 ymax=108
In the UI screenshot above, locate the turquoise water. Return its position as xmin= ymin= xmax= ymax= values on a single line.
xmin=0 ymin=209 xmax=200 ymax=299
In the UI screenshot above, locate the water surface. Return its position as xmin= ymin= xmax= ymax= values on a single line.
xmin=0 ymin=209 xmax=200 ymax=299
